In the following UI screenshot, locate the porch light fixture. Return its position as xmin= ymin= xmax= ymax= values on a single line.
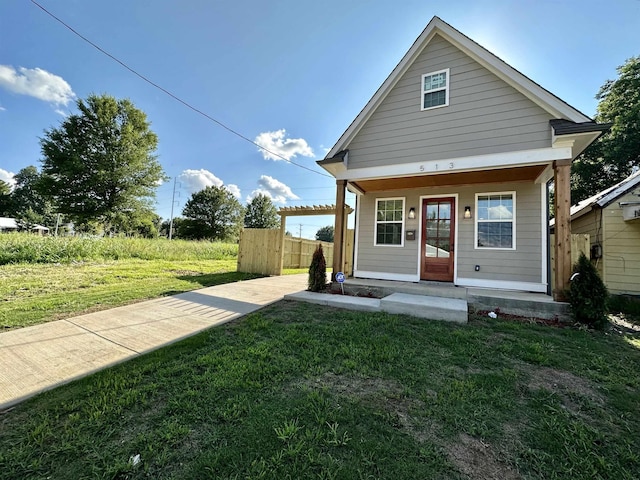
xmin=464 ymin=206 xmax=472 ymax=219
xmin=408 ymin=207 xmax=416 ymax=219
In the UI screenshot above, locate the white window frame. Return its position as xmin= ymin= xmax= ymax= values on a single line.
xmin=421 ymin=68 xmax=450 ymax=111
xmin=374 ymin=197 xmax=405 ymax=247
xmin=474 ymin=191 xmax=516 ymax=250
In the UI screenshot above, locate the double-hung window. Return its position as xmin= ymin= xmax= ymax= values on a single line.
xmin=421 ymin=69 xmax=449 ymax=110
xmin=475 ymin=192 xmax=515 ymax=249
xmin=375 ymin=198 xmax=404 ymax=246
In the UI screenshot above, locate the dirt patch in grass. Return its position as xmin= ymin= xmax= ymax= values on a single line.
xmin=527 ymin=367 xmax=603 ymax=405
xmin=302 ymin=373 xmax=522 ymax=478
xmin=447 ymin=433 xmax=521 ymax=480
xmin=303 ymin=372 xmax=403 ymax=398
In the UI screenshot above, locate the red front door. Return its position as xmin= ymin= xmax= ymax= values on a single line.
xmin=421 ymin=197 xmax=455 ymax=282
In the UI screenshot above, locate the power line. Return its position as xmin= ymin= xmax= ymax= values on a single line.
xmin=30 ymin=0 xmax=332 ymax=179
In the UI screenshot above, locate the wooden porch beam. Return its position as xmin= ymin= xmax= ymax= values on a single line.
xmin=332 ymin=180 xmax=347 ymax=281
xmin=553 ymin=160 xmax=572 ymax=301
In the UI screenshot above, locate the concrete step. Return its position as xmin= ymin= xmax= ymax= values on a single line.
xmin=380 ymin=293 xmax=468 ymax=324
xmin=339 ymin=278 xmax=467 ymax=300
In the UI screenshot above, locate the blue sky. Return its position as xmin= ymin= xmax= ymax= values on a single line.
xmin=1 ymin=0 xmax=639 ymax=238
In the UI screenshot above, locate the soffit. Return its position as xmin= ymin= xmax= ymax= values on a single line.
xmin=350 ymin=165 xmax=546 ymax=193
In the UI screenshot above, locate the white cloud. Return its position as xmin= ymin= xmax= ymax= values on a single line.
xmin=0 ymin=105 xmax=5 ymax=111
xmin=0 ymin=168 xmax=16 ymax=190
xmin=179 ymin=169 xmax=223 ymax=193
xmin=0 ymin=65 xmax=76 ymax=106
xmin=255 ymin=129 xmax=314 ymax=161
xmin=225 ymin=184 xmax=241 ymax=199
xmin=248 ymin=175 xmax=299 ymax=205
xmin=178 ymin=169 xmax=240 ymax=198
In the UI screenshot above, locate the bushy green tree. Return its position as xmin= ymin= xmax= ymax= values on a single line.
xmin=0 ymin=179 xmax=11 ymax=215
xmin=315 ymin=225 xmax=334 ymax=242
xmin=569 ymin=253 xmax=609 ymax=329
xmin=308 ymin=244 xmax=327 ymax=292
xmin=39 ymin=94 xmax=166 ymax=232
xmin=8 ymin=166 xmax=55 ymax=227
xmin=244 ymin=194 xmax=279 ymax=228
xmin=182 ymin=186 xmax=244 ymax=241
xmin=572 ymin=56 xmax=640 ymax=203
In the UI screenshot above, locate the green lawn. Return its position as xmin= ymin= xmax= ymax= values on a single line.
xmin=1 ymin=301 xmax=638 ymax=479
xmin=0 ymin=259 xmax=259 ymax=329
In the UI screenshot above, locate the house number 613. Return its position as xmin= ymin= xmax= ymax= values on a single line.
xmin=419 ymin=162 xmax=454 ymax=172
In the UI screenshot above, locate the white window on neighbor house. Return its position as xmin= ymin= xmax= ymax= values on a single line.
xmin=475 ymin=192 xmax=516 ymax=250
xmin=421 ymin=69 xmax=449 ymax=110
xmin=375 ymin=198 xmax=405 ymax=247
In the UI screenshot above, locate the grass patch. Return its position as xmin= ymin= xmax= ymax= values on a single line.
xmin=1 ymin=302 xmax=638 ymax=479
xmin=0 ymin=233 xmax=237 ymax=265
xmin=0 ymin=259 xmax=258 ymax=329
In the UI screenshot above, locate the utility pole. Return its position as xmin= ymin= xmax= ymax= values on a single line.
xmin=54 ymin=213 xmax=61 ymax=236
xmin=298 ymin=223 xmax=303 ymax=239
xmin=169 ymin=177 xmax=178 ymax=240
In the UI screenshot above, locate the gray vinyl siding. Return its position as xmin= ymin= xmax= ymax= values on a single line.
xmin=356 ymin=182 xmax=544 ymax=285
xmin=347 ymin=34 xmax=554 ymax=169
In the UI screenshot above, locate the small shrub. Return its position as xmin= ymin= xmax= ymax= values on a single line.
xmin=308 ymin=244 xmax=327 ymax=292
xmin=569 ymin=253 xmax=609 ymax=329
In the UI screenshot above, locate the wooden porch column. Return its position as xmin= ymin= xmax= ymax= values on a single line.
xmin=332 ymin=180 xmax=348 ymax=281
xmin=553 ymin=160 xmax=572 ymax=301
xmin=277 ymin=213 xmax=286 ymax=276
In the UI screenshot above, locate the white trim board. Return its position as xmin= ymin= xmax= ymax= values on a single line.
xmin=456 ymin=277 xmax=548 ymax=294
xmin=354 ymin=270 xmax=420 ymax=283
xmin=335 ymin=147 xmax=572 ymax=182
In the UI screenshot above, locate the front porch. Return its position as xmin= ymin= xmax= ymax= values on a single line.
xmin=323 ymin=277 xmax=570 ymax=323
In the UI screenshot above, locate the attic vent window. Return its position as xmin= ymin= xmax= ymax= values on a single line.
xmin=421 ymin=69 xmax=449 ymax=110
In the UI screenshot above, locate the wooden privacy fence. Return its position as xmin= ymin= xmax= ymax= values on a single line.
xmin=550 ymin=233 xmax=590 ymax=290
xmin=283 ymin=238 xmax=334 ymax=270
xmin=237 ymin=229 xmax=355 ymax=276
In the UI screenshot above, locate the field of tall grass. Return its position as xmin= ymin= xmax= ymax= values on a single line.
xmin=0 ymin=233 xmax=238 ymax=265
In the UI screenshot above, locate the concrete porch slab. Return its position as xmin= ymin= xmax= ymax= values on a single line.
xmin=284 ymin=291 xmax=381 ymax=312
xmin=380 ymin=293 xmax=468 ymax=324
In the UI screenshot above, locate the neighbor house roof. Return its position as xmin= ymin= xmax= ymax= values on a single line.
xmin=0 ymin=217 xmax=18 ymax=229
xmin=0 ymin=217 xmax=49 ymax=231
xmin=570 ymin=169 xmax=640 ymax=221
xmin=325 ymin=16 xmax=596 ymax=160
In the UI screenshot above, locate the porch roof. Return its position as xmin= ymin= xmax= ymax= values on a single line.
xmin=348 ymin=165 xmax=547 ymax=193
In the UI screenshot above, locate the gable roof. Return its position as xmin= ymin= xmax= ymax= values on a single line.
xmin=570 ymin=169 xmax=640 ymax=220
xmin=325 ymin=16 xmax=594 ymax=160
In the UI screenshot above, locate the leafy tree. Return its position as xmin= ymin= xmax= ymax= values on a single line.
xmin=0 ymin=179 xmax=10 ymax=196
xmin=572 ymin=56 xmax=640 ymax=203
xmin=8 ymin=166 xmax=55 ymax=227
xmin=244 ymin=194 xmax=279 ymax=229
xmin=315 ymin=225 xmax=334 ymax=242
xmin=0 ymin=179 xmax=11 ymax=215
xmin=181 ymin=186 xmax=244 ymax=241
xmin=39 ymin=94 xmax=166 ymax=232
xmin=160 ymin=216 xmax=185 ymax=239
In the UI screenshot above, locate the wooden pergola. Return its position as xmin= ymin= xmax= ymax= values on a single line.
xmin=278 ymin=204 xmax=353 ymax=277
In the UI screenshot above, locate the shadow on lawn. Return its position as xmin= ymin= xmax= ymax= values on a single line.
xmin=174 ymin=270 xmax=263 ymax=289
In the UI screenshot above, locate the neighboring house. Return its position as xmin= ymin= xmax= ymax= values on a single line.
xmin=0 ymin=217 xmax=18 ymax=232
xmin=569 ymin=170 xmax=640 ymax=295
xmin=0 ymin=217 xmax=50 ymax=235
xmin=318 ymin=17 xmax=608 ymax=300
